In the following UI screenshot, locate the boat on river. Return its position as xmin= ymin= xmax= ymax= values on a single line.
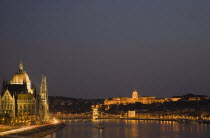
xmin=177 ymin=119 xmax=193 ymax=124
xmin=98 ymin=122 xmax=104 ymax=129
xmin=196 ymin=119 xmax=210 ymax=124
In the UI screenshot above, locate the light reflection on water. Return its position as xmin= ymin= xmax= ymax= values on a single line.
xmin=44 ymin=120 xmax=210 ymax=138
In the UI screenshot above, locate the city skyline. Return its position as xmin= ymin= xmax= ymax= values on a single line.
xmin=0 ymin=1 xmax=210 ymax=98
xmin=1 ymin=59 xmax=209 ymax=99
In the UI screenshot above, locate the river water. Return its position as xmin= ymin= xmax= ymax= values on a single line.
xmin=44 ymin=120 xmax=210 ymax=138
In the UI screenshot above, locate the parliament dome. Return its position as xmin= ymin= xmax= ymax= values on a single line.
xmin=10 ymin=61 xmax=31 ymax=85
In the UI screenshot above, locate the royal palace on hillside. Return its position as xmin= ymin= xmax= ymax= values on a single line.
xmin=104 ymin=90 xmax=209 ymax=105
xmin=0 ymin=61 xmax=49 ymax=123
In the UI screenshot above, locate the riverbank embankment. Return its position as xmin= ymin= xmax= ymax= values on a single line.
xmin=0 ymin=122 xmax=66 ymax=138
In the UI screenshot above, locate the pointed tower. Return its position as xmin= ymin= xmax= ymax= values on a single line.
xmin=12 ymin=94 xmax=16 ymax=118
xmin=19 ymin=60 xmax=23 ymax=70
xmin=39 ymin=75 xmax=49 ymax=121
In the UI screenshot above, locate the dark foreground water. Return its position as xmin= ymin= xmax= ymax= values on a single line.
xmin=44 ymin=120 xmax=210 ymax=138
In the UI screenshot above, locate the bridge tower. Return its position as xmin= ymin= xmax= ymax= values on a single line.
xmin=92 ymin=105 xmax=99 ymax=119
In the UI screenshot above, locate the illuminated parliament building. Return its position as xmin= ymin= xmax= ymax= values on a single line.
xmin=0 ymin=62 xmax=49 ymax=122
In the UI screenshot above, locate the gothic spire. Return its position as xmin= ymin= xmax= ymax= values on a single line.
xmin=42 ymin=75 xmax=46 ymax=84
xmin=39 ymin=74 xmax=49 ymax=121
xmin=19 ymin=60 xmax=23 ymax=70
xmin=40 ymin=75 xmax=47 ymax=92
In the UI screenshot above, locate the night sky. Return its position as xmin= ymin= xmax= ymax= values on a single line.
xmin=0 ymin=1 xmax=210 ymax=99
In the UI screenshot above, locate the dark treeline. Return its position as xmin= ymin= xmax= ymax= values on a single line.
xmin=48 ymin=96 xmax=104 ymax=114
xmin=101 ymin=100 xmax=210 ymax=116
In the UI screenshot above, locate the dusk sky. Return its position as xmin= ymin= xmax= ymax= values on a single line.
xmin=0 ymin=1 xmax=210 ymax=99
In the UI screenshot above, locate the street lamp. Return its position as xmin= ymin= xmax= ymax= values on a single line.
xmin=2 ymin=118 xmax=4 ymax=125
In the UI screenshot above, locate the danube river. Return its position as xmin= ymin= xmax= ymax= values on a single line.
xmin=44 ymin=120 xmax=210 ymax=138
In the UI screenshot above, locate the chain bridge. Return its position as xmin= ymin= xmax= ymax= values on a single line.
xmin=55 ymin=108 xmax=120 ymax=120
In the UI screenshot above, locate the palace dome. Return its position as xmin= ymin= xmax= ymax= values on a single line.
xmin=132 ymin=90 xmax=138 ymax=99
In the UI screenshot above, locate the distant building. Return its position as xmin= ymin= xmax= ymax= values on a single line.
xmin=128 ymin=110 xmax=136 ymax=118
xmin=0 ymin=61 xmax=49 ymax=122
xmin=104 ymin=90 xmax=165 ymax=105
xmin=104 ymin=90 xmax=209 ymax=106
xmin=164 ymin=94 xmax=208 ymax=102
xmin=165 ymin=96 xmax=182 ymax=102
xmin=182 ymin=94 xmax=208 ymax=101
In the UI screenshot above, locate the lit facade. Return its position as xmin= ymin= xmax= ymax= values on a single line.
xmin=104 ymin=90 xmax=208 ymax=106
xmin=104 ymin=90 xmax=164 ymax=105
xmin=128 ymin=110 xmax=136 ymax=118
xmin=0 ymin=62 xmax=49 ymax=122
